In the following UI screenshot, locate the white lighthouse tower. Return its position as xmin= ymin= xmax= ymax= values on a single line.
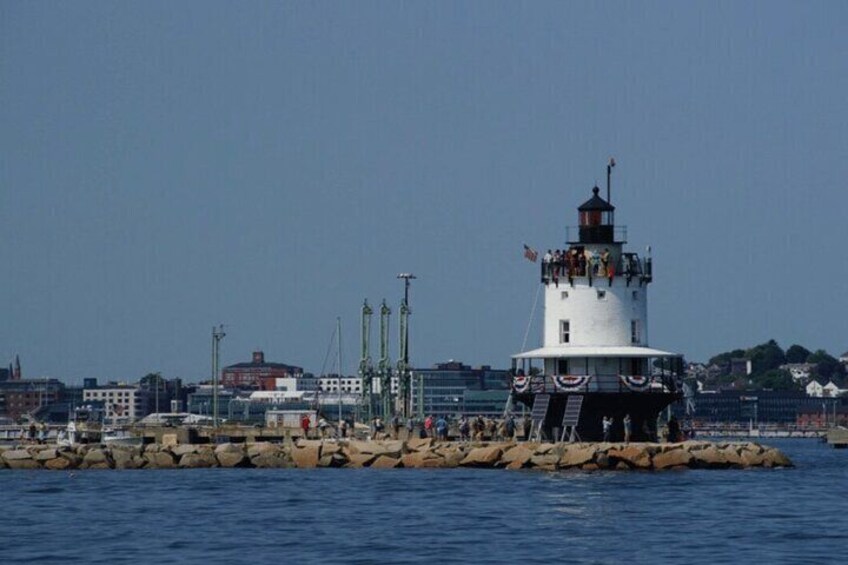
xmin=511 ymin=174 xmax=683 ymax=441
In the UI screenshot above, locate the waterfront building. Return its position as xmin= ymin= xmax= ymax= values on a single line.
xmin=694 ymin=390 xmax=831 ymax=424
xmin=186 ymin=386 xmax=234 ymax=422
xmin=221 ymin=350 xmax=303 ymax=391
xmin=231 ymin=376 xmax=358 ymax=424
xmin=225 ymin=392 xmax=314 ymax=425
xmin=511 ymin=179 xmax=683 ymax=441
xmin=83 ymin=383 xmax=150 ymax=423
xmin=0 ymin=377 xmax=64 ymax=421
xmin=138 ymin=375 xmax=185 ymax=414
xmin=796 ymin=404 xmax=848 ymax=428
xmin=318 ymin=375 xmax=363 ymax=394
xmin=410 ymin=361 xmax=510 ymax=419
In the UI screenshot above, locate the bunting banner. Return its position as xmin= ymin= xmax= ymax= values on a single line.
xmin=553 ymin=375 xmax=592 ymax=392
xmin=512 ymin=375 xmax=530 ymax=393
xmin=619 ymin=374 xmax=652 ymax=392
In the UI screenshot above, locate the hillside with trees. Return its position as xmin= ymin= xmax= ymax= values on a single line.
xmin=700 ymin=340 xmax=846 ymax=391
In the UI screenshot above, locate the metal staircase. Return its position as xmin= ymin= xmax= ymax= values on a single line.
xmin=559 ymin=394 xmax=584 ymax=443
xmin=530 ymin=394 xmax=551 ymax=441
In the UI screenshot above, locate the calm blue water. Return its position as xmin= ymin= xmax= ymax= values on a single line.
xmin=2 ymin=439 xmax=846 ymax=564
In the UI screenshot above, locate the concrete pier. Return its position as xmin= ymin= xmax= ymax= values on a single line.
xmin=826 ymin=427 xmax=848 ymax=448
xmin=0 ymin=439 xmax=792 ymax=471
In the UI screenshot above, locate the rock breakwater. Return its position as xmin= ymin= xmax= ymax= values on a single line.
xmin=0 ymin=439 xmax=792 ymax=471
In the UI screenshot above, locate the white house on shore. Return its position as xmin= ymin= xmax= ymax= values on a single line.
xmin=806 ymin=380 xmax=847 ymax=398
xmin=781 ymin=363 xmax=817 ymax=382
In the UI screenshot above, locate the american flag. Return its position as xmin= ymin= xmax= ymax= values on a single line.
xmin=523 ymin=244 xmax=538 ymax=263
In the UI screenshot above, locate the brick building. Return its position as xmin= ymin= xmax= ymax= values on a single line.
xmin=221 ymin=351 xmax=303 ymax=391
xmin=0 ymin=378 xmax=64 ymax=420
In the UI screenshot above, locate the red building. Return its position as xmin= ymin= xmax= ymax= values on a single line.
xmin=0 ymin=379 xmax=63 ymax=420
xmin=796 ymin=405 xmax=848 ymax=428
xmin=221 ymin=351 xmax=303 ymax=391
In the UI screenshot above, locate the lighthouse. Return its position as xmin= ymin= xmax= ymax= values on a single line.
xmin=511 ymin=174 xmax=683 ymax=442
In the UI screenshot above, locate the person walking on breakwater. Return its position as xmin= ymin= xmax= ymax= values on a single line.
xmin=300 ymin=414 xmax=311 ymax=439
xmin=318 ymin=417 xmax=330 ymax=439
xmin=459 ymin=416 xmax=470 ymax=441
xmin=623 ymin=414 xmax=632 ymax=444
xmin=505 ymin=414 xmax=516 ymax=440
xmin=391 ymin=414 xmax=400 ymax=440
xmin=435 ymin=416 xmax=448 ymax=442
xmin=424 ymin=415 xmax=434 ymax=438
xmin=667 ymin=415 xmax=681 ymax=443
xmin=602 ymin=416 xmax=613 ymax=442
xmin=338 ymin=418 xmax=348 ymax=439
xmin=473 ymin=415 xmax=486 ymax=441
xmin=406 ymin=417 xmax=415 ymax=439
xmin=486 ymin=418 xmax=498 ymax=440
xmin=496 ymin=419 xmax=508 ymax=441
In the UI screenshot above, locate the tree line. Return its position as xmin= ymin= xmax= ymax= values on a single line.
xmin=702 ymin=340 xmax=846 ymax=391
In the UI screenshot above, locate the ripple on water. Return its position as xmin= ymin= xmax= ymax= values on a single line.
xmin=0 ymin=440 xmax=846 ymax=564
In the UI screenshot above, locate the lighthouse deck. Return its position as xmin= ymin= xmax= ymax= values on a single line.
xmin=511 ymin=373 xmax=679 ymax=395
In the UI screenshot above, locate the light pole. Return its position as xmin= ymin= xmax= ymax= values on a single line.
xmin=211 ymin=324 xmax=226 ymax=428
xmin=337 ymin=316 xmax=343 ymax=425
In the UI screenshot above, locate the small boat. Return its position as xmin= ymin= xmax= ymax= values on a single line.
xmin=101 ymin=427 xmax=143 ymax=447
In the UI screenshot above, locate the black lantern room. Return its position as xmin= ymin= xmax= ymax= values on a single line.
xmin=577 ymin=186 xmax=615 ymax=244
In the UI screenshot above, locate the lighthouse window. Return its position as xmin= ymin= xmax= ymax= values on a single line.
xmin=632 ymin=291 xmax=639 ymax=301
xmin=561 ymin=291 xmax=569 ymax=300
xmin=596 ymin=289 xmax=606 ymax=300
xmin=560 ymin=320 xmax=570 ymax=344
xmin=631 ymin=320 xmax=641 ymax=344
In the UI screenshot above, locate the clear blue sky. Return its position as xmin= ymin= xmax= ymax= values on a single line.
xmin=2 ymin=1 xmax=847 ymax=383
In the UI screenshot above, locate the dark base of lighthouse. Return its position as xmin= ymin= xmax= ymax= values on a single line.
xmin=514 ymin=392 xmax=683 ymax=442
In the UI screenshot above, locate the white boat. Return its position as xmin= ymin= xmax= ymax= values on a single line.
xmin=102 ymin=427 xmax=143 ymax=447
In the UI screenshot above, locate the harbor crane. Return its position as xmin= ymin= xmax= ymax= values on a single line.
xmin=358 ymin=300 xmax=375 ymax=423
xmin=396 ymin=273 xmax=416 ymax=419
xmin=377 ymin=300 xmax=393 ymax=419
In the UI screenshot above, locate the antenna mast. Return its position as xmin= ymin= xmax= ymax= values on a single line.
xmin=606 ymin=157 xmax=615 ymax=203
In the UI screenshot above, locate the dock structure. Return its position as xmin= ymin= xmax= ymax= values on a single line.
xmin=826 ymin=427 xmax=848 ymax=448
